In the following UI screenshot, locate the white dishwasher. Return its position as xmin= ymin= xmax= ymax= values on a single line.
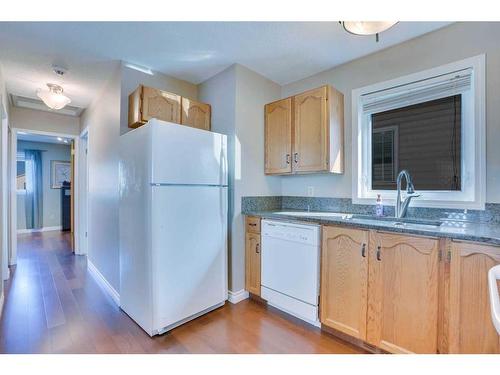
xmin=261 ymin=219 xmax=320 ymax=326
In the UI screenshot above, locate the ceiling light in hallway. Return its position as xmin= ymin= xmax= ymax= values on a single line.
xmin=36 ymin=83 xmax=72 ymax=110
xmin=340 ymin=21 xmax=398 ymax=41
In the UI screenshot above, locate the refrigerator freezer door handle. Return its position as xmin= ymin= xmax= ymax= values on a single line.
xmin=220 ymin=138 xmax=228 ymax=187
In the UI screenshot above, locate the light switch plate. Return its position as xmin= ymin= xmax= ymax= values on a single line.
xmin=307 ymin=186 xmax=314 ymax=197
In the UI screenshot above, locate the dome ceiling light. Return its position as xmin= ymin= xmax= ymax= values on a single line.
xmin=340 ymin=21 xmax=398 ymax=42
xmin=37 ymin=83 xmax=72 ymax=110
xmin=36 ymin=64 xmax=72 ymax=110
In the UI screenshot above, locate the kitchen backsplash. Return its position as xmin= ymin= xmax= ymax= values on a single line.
xmin=242 ymin=196 xmax=500 ymax=224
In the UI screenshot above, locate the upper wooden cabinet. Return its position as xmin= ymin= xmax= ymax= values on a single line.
xmin=264 ymin=85 xmax=344 ymax=175
xmin=321 ymin=226 xmax=369 ymax=340
xmin=264 ymin=98 xmax=292 ymax=174
xmin=447 ymin=241 xmax=500 ymax=353
xmin=367 ymin=232 xmax=440 ymax=354
xmin=128 ymin=85 xmax=211 ymax=130
xmin=181 ymin=98 xmax=211 ymax=131
xmin=129 ymin=85 xmax=181 ymax=128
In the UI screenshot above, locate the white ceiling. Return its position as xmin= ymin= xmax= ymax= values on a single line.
xmin=0 ymin=22 xmax=451 ymax=109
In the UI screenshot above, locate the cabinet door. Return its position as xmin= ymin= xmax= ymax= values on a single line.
xmin=321 ymin=226 xmax=369 ymax=340
xmin=293 ymin=86 xmax=328 ymax=173
xmin=265 ymin=98 xmax=292 ymax=174
xmin=142 ymin=86 xmax=181 ymax=124
xmin=245 ymin=232 xmax=261 ymax=296
xmin=448 ymin=241 xmax=500 ymax=353
xmin=367 ymin=232 xmax=440 ymax=353
xmin=181 ymin=98 xmax=211 ymax=131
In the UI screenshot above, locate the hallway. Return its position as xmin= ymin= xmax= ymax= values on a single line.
xmin=0 ymin=231 xmax=363 ymax=354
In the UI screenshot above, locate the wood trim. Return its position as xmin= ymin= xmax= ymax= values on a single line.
xmin=128 ymin=85 xmax=144 ymax=128
xmin=327 ymin=85 xmax=344 ymax=174
xmin=70 ymin=139 xmax=75 ymax=250
xmin=321 ymin=324 xmax=381 ymax=354
xmin=437 ymin=238 xmax=451 ymax=354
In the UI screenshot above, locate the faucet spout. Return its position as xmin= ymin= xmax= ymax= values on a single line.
xmin=395 ymin=170 xmax=420 ymax=218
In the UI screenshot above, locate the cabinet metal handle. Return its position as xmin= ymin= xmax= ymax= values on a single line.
xmin=294 ymin=152 xmax=299 ymax=163
xmin=256 ymin=243 xmax=260 ymax=254
xmin=376 ymin=246 xmax=382 ymax=261
xmin=361 ymin=243 xmax=366 ymax=258
xmin=249 ymin=223 xmax=257 ymax=226
xmin=286 ymin=154 xmax=291 ymax=164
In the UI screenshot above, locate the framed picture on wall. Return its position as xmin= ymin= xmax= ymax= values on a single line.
xmin=51 ymin=160 xmax=71 ymax=189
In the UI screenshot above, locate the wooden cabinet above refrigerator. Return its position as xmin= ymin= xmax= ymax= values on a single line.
xmin=128 ymin=85 xmax=211 ymax=131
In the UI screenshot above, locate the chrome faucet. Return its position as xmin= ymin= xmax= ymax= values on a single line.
xmin=395 ymin=170 xmax=420 ymax=218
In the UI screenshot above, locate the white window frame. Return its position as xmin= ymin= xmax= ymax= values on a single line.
xmin=372 ymin=125 xmax=399 ymax=187
xmin=352 ymin=55 xmax=485 ymax=210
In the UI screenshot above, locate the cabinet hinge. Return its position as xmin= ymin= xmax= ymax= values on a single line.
xmin=447 ymin=250 xmax=452 ymax=263
xmin=438 ymin=250 xmax=443 ymax=262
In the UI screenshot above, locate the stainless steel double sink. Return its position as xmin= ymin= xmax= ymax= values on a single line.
xmin=273 ymin=211 xmax=443 ymax=229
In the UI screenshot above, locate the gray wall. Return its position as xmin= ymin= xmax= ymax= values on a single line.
xmin=81 ymin=65 xmax=122 ymax=290
xmin=199 ymin=64 xmax=281 ymax=292
xmin=0 ymin=65 xmax=8 ymax=297
xmin=280 ymin=22 xmax=500 ymax=203
xmin=16 ymin=140 xmax=71 ymax=230
xmin=10 ymin=107 xmax=80 ymax=135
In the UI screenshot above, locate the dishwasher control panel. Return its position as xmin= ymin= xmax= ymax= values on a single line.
xmin=261 ymin=220 xmax=320 ymax=246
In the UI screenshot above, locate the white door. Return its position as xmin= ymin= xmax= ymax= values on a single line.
xmin=150 ymin=119 xmax=227 ymax=186
xmin=151 ymin=184 xmax=227 ymax=331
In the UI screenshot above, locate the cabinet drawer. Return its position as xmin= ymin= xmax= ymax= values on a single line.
xmin=246 ymin=216 xmax=261 ymax=234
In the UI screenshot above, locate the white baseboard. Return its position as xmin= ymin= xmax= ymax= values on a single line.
xmin=87 ymin=260 xmax=120 ymax=306
xmin=17 ymin=226 xmax=62 ymax=234
xmin=2 ymin=266 xmax=10 ymax=281
xmin=0 ymin=291 xmax=4 ymax=320
xmin=228 ymin=289 xmax=249 ymax=304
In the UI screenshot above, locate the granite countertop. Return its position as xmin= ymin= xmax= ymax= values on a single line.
xmin=243 ymin=209 xmax=500 ymax=246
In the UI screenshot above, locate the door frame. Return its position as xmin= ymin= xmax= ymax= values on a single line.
xmin=77 ymin=126 xmax=89 ymax=256
xmin=0 ymin=95 xmax=8 ymax=281
xmin=9 ymin=127 xmax=82 ymax=266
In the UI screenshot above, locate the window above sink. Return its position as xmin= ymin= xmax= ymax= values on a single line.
xmin=352 ymin=55 xmax=486 ymax=210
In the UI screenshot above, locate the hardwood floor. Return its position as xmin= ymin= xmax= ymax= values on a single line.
xmin=0 ymin=231 xmax=365 ymax=354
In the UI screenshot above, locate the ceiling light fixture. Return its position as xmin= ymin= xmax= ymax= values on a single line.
xmin=124 ymin=62 xmax=154 ymax=76
xmin=340 ymin=21 xmax=398 ymax=42
xmin=37 ymin=83 xmax=72 ymax=110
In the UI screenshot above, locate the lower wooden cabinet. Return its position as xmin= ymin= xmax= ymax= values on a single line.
xmin=245 ymin=217 xmax=261 ymax=296
xmin=320 ymin=226 xmax=500 ymax=354
xmin=321 ymin=226 xmax=369 ymax=340
xmin=447 ymin=240 xmax=500 ymax=353
xmin=366 ymin=232 xmax=440 ymax=354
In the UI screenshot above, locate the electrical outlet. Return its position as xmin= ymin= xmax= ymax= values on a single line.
xmin=307 ymin=186 xmax=314 ymax=197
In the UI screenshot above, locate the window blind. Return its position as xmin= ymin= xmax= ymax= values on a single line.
xmin=361 ymin=68 xmax=472 ymax=114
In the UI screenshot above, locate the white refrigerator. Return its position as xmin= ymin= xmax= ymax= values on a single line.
xmin=119 ymin=119 xmax=228 ymax=336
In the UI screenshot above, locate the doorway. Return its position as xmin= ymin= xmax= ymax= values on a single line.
xmin=8 ymin=128 xmax=82 ymax=267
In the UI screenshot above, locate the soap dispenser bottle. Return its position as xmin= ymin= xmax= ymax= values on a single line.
xmin=375 ymin=194 xmax=384 ymax=217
